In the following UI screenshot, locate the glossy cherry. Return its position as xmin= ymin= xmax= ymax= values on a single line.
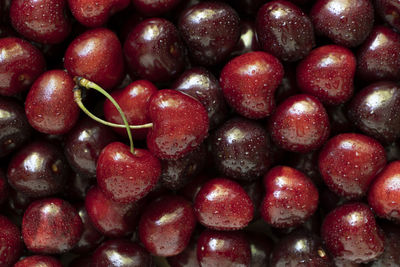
xmin=375 ymin=0 xmax=400 ymax=32
xmin=269 ymin=94 xmax=330 ymax=153
xmin=14 ymin=255 xmax=63 ymax=267
xmin=0 ymin=37 xmax=46 ymax=96
xmin=321 ymin=202 xmax=385 ymax=263
xmin=296 ymin=45 xmax=356 ymax=105
xmin=25 ymin=70 xmax=79 ymax=135
xmin=132 ymin=0 xmax=182 ymax=16
xmin=220 ymin=51 xmax=284 ymax=119
xmin=178 ymin=1 xmax=240 ymax=66
xmin=256 ymin=0 xmax=315 ymax=62
xmin=0 ymin=215 xmax=22 ymax=267
xmin=139 ymin=195 xmax=196 ymax=256
xmin=22 ymin=198 xmax=83 ymax=254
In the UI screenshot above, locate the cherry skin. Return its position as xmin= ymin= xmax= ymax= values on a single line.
xmin=319 ymin=133 xmax=386 ymax=199
xmin=147 ymin=89 xmax=209 ymax=160
xmin=256 ymin=0 xmax=315 ymax=62
xmin=178 ymin=1 xmax=240 ymax=66
xmin=321 ymin=202 xmax=385 ymax=263
xmin=197 ymin=229 xmax=251 ymax=267
xmin=310 ymin=0 xmax=374 ymax=47
xmin=0 ymin=37 xmax=46 ymax=96
xmin=230 ymin=20 xmax=261 ymax=58
xmin=14 ymin=255 xmax=63 ymax=267
xmin=220 ymin=51 xmax=284 ymax=119
xmin=375 ymin=0 xmax=400 ymax=32
xmin=139 ymin=195 xmax=196 ymax=256
xmin=194 ymin=178 xmax=254 ymax=230
xmin=0 ymin=215 xmax=22 ymax=267
xmin=68 ymin=0 xmax=130 ymax=27
xmin=64 ymin=28 xmax=124 ymax=90
xmin=7 ymin=141 xmax=70 ymax=198
xmin=347 ymin=81 xmax=400 ymax=143
xmin=296 ymin=45 xmax=356 ymax=105
xmin=124 ymin=18 xmax=186 ymax=84
xmin=132 ymin=0 xmax=182 ymax=16
xmin=269 ymin=94 xmax=330 ymax=153
xmin=25 ymin=70 xmax=79 ymax=135
xmin=22 ymin=198 xmax=83 ymax=254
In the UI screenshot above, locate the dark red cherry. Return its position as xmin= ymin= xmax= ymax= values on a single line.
xmin=68 ymin=0 xmax=130 ymax=27
xmin=321 ymin=202 xmax=385 ymax=263
xmin=220 ymin=51 xmax=284 ymax=119
xmin=348 ymin=81 xmax=400 ymax=143
xmin=147 ymin=89 xmax=209 ymax=160
xmin=172 ymin=67 xmax=228 ymax=129
xmin=211 ymin=117 xmax=272 ymax=181
xmin=194 ymin=178 xmax=253 ymax=230
xmin=178 ymin=1 xmax=240 ymax=66
xmin=25 ymin=70 xmax=79 ymax=135
xmin=297 ymin=45 xmax=356 ymax=105
xmin=370 ymin=222 xmax=400 ymax=267
xmin=85 ymin=186 xmax=139 ymax=237
xmin=167 ymin=237 xmax=199 ymax=267
xmin=0 ymin=37 xmax=46 ymax=96
xmin=22 ymin=198 xmax=83 ymax=254
xmin=357 ymin=26 xmax=400 ymax=83
xmin=319 ymin=133 xmax=386 ymax=199
xmin=132 ymin=0 xmax=182 ymax=16
xmin=0 ymin=215 xmax=22 ymax=266
xmin=97 ymin=142 xmax=161 ymax=203
xmin=269 ymin=94 xmax=330 ymax=153
xmin=310 ymin=0 xmax=374 ymax=47
xmin=230 ymin=20 xmax=261 ymax=58
xmin=7 ymin=141 xmax=70 ymax=198
xmin=104 ymin=80 xmax=157 ymax=140
xmin=64 ymin=28 xmax=124 ymax=90
xmin=375 ymin=0 xmax=400 ymax=32
xmin=139 ymin=195 xmax=196 ymax=256
xmin=10 ymin=0 xmax=71 ymax=44
xmin=124 ymin=18 xmax=186 ymax=83
xmin=256 ymin=0 xmax=315 ymax=62
xmin=14 ymin=255 xmax=63 ymax=267
xmin=247 ymin=232 xmax=273 ymax=267
xmin=261 ymin=166 xmax=319 ymax=228
xmin=197 ymin=230 xmax=251 ymax=267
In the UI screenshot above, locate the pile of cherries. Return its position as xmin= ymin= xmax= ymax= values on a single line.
xmin=1 ymin=0 xmax=400 ymax=266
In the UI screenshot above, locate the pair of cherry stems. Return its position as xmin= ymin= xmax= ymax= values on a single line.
xmin=73 ymin=77 xmax=153 ymax=155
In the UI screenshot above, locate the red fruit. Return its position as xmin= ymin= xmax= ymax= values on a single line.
xmin=147 ymin=89 xmax=209 ymax=160
xmin=319 ymin=133 xmax=387 ymax=199
xmin=14 ymin=255 xmax=63 ymax=267
xmin=194 ymin=178 xmax=254 ymax=230
xmin=220 ymin=51 xmax=284 ymax=119
xmin=0 ymin=215 xmax=22 ymax=267
xmin=132 ymin=0 xmax=182 ymax=16
xmin=297 ymin=45 xmax=356 ymax=105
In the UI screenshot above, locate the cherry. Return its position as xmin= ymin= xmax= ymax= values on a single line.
xmin=247 ymin=232 xmax=273 ymax=267
xmin=256 ymin=0 xmax=315 ymax=62
xmin=370 ymin=222 xmax=400 ymax=266
xmin=197 ymin=229 xmax=251 ymax=267
xmin=230 ymin=20 xmax=261 ymax=58
xmin=22 ymin=198 xmax=83 ymax=254
xmin=178 ymin=1 xmax=241 ymax=66
xmin=14 ymin=255 xmax=63 ymax=267
xmin=64 ymin=28 xmax=124 ymax=90
xmin=0 ymin=37 xmax=46 ymax=96
xmin=7 ymin=141 xmax=70 ymax=198
xmin=321 ymin=202 xmax=385 ymax=263
xmin=347 ymin=81 xmax=400 ymax=143
xmin=10 ymin=0 xmax=71 ymax=44
xmin=0 ymin=215 xmax=22 ymax=266
xmin=167 ymin=237 xmax=199 ymax=267
xmin=220 ymin=51 xmax=284 ymax=119
xmin=375 ymin=0 xmax=400 ymax=32
xmin=25 ymin=70 xmax=79 ymax=135
xmin=269 ymin=94 xmax=330 ymax=153
xmin=296 ymin=45 xmax=356 ymax=105
xmin=310 ymin=0 xmax=374 ymax=47
xmin=124 ymin=18 xmax=186 ymax=84
xmin=139 ymin=195 xmax=196 ymax=256
xmin=132 ymin=0 xmax=182 ymax=16
xmin=68 ymin=0 xmax=130 ymax=28
xmin=146 ymin=89 xmax=209 ymax=160
xmin=194 ymin=178 xmax=254 ymax=230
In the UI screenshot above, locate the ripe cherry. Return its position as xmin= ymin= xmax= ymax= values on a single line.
xmin=14 ymin=255 xmax=63 ymax=267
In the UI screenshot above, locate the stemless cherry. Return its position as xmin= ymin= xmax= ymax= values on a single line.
xmin=194 ymin=178 xmax=254 ymax=230
xmin=178 ymin=1 xmax=240 ymax=66
xmin=375 ymin=0 xmax=400 ymax=32
xmin=0 ymin=37 xmax=46 ymax=96
xmin=321 ymin=202 xmax=385 ymax=263
xmin=139 ymin=195 xmax=196 ymax=256
xmin=14 ymin=255 xmax=63 ymax=267
xmin=256 ymin=0 xmax=315 ymax=62
xmin=132 ymin=0 xmax=182 ymax=16
xmin=220 ymin=51 xmax=284 ymax=119
xmin=25 ymin=70 xmax=79 ymax=135
xmin=0 ymin=215 xmax=22 ymax=267
xmin=296 ymin=45 xmax=356 ymax=105
xmin=310 ymin=0 xmax=374 ymax=47
xmin=22 ymin=198 xmax=83 ymax=254
xmin=269 ymin=94 xmax=330 ymax=153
